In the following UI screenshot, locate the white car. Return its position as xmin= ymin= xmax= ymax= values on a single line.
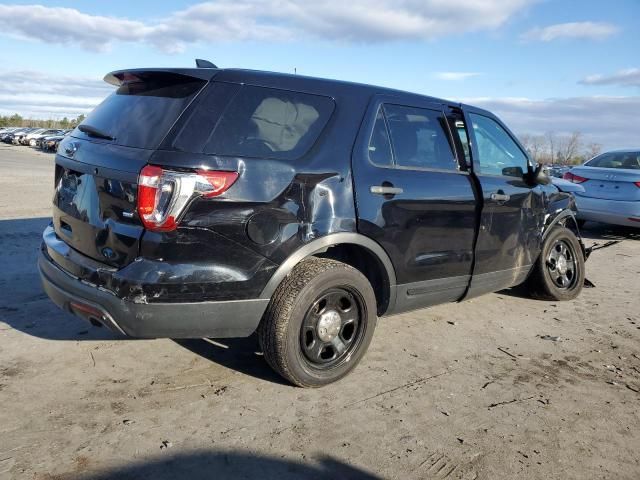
xmin=22 ymin=128 xmax=46 ymax=143
xmin=27 ymin=129 xmax=64 ymax=147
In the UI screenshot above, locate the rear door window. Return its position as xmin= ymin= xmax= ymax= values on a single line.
xmin=383 ymin=104 xmax=458 ymax=171
xmin=367 ymin=107 xmax=393 ymax=167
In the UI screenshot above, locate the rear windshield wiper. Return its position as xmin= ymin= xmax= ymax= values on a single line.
xmin=78 ymin=124 xmax=115 ymax=141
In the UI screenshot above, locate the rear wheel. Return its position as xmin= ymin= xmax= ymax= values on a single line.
xmin=525 ymin=226 xmax=585 ymax=301
xmin=258 ymin=257 xmax=377 ymax=387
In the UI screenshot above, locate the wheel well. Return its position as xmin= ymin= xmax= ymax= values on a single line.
xmin=563 ymin=215 xmax=580 ymax=237
xmin=313 ymin=243 xmax=390 ymax=316
xmin=550 ymin=213 xmax=580 ymax=238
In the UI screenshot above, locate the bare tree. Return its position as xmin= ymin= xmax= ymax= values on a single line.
xmin=584 ymin=142 xmax=602 ymax=160
xmin=519 ymin=134 xmax=548 ymax=164
xmin=529 ymin=135 xmax=546 ymax=164
xmin=556 ymin=132 xmax=582 ymax=165
xmin=518 ymin=131 xmax=604 ymax=165
xmin=545 ymin=131 xmax=556 ymax=164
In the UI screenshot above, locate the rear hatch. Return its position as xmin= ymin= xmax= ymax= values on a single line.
xmin=53 ymin=69 xmax=213 ymax=268
xmin=569 ymin=152 xmax=640 ymax=201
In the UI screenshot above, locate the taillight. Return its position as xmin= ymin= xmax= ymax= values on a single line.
xmin=563 ymin=171 xmax=588 ymax=184
xmin=137 ymin=165 xmax=238 ymax=232
xmin=634 ymin=181 xmax=640 ymax=188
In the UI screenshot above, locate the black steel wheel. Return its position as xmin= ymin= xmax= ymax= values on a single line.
xmin=546 ymin=239 xmax=578 ymax=289
xmin=300 ymin=287 xmax=364 ymax=369
xmin=525 ymin=226 xmax=585 ymax=301
xmin=258 ymin=257 xmax=377 ymax=387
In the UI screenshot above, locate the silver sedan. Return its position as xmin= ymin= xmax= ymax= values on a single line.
xmin=563 ymin=150 xmax=640 ymax=228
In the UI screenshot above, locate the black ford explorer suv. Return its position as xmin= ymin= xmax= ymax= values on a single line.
xmin=39 ymin=65 xmax=586 ymax=387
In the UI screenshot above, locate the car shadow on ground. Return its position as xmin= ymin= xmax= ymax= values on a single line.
xmin=499 ymin=221 xmax=637 ymax=300
xmin=173 ymin=336 xmax=289 ymax=385
xmin=72 ymin=451 xmax=382 ymax=480
xmin=0 ymin=216 xmax=284 ymax=383
xmin=0 ymin=216 xmax=126 ymax=341
xmin=580 ymin=221 xmax=640 ymax=242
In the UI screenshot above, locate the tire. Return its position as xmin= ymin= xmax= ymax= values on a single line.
xmin=258 ymin=257 xmax=377 ymax=387
xmin=525 ymin=226 xmax=585 ymax=301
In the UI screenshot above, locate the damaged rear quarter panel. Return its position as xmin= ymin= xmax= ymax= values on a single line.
xmin=136 ymin=82 xmax=370 ymax=301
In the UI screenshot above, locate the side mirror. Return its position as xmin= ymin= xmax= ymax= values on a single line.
xmin=524 ymin=164 xmax=551 ymax=186
xmin=502 ymin=166 xmax=524 ymax=177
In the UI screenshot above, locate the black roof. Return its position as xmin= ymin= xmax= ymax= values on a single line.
xmin=103 ymin=66 xmax=496 ymax=118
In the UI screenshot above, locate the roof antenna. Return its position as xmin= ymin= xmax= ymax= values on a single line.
xmin=195 ymin=59 xmax=218 ymax=68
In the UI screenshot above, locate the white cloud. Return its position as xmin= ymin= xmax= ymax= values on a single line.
xmin=434 ymin=72 xmax=481 ymax=81
xmin=0 ymin=1 xmax=536 ymax=53
xmin=521 ymin=21 xmax=619 ymax=42
xmin=0 ymin=5 xmax=151 ymax=52
xmin=464 ymin=96 xmax=640 ymax=150
xmin=3 ymin=68 xmax=637 ymax=152
xmin=580 ymin=68 xmax=640 ymax=88
xmin=0 ymin=70 xmax=112 ymax=118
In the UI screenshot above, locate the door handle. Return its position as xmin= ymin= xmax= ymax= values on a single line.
xmin=490 ymin=191 xmax=510 ymax=202
xmin=370 ymin=185 xmax=403 ymax=195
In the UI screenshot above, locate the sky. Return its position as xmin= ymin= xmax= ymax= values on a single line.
xmin=0 ymin=0 xmax=638 ymax=149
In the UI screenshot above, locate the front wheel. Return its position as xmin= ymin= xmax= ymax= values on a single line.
xmin=525 ymin=226 xmax=585 ymax=301
xmin=258 ymin=258 xmax=377 ymax=387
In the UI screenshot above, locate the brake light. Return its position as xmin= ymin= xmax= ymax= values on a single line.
xmin=137 ymin=165 xmax=238 ymax=232
xmin=634 ymin=181 xmax=640 ymax=188
xmin=563 ymin=172 xmax=588 ymax=184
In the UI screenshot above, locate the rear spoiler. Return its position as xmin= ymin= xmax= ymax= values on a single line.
xmin=103 ymin=68 xmax=219 ymax=87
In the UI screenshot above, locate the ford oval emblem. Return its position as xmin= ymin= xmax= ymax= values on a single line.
xmin=101 ymin=247 xmax=115 ymax=259
xmin=65 ymin=141 xmax=79 ymax=157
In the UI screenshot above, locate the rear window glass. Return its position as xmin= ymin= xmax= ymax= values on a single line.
xmin=75 ymin=73 xmax=206 ymax=149
xmin=173 ymin=84 xmax=335 ymax=160
xmin=586 ymin=152 xmax=640 ymax=170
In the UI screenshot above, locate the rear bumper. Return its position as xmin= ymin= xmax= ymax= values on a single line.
xmin=38 ymin=246 xmax=269 ymax=339
xmin=574 ymin=195 xmax=640 ymax=228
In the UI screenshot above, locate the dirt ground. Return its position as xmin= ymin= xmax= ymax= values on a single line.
xmin=1 ymin=143 xmax=639 ymax=480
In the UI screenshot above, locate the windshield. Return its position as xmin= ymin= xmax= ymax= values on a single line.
xmin=74 ymin=72 xmax=206 ymax=149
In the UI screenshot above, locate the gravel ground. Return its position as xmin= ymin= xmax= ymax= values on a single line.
xmin=1 ymin=143 xmax=639 ymax=480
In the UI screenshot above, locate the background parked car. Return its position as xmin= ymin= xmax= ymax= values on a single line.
xmin=39 ymin=131 xmax=70 ymax=152
xmin=8 ymin=128 xmax=36 ymax=144
xmin=22 ymin=128 xmax=48 ymax=145
xmin=31 ymin=129 xmax=64 ymax=147
xmin=545 ymin=165 xmax=571 ymax=178
xmin=30 ymin=129 xmax=62 ymax=147
xmin=0 ymin=127 xmax=20 ymax=142
xmin=563 ymin=150 xmax=640 ymax=228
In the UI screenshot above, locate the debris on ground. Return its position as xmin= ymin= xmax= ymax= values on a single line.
xmin=497 ymin=347 xmax=518 ymax=359
xmin=539 ymin=335 xmax=561 ymax=342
